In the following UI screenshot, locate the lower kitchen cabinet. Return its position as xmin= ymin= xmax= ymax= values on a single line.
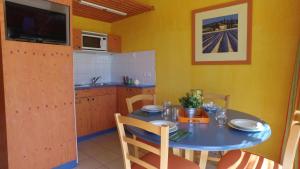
xmin=75 ymin=87 xmax=117 ymax=137
xmin=75 ymin=86 xmax=155 ymax=137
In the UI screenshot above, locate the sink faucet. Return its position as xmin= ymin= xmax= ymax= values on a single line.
xmin=91 ymin=76 xmax=102 ymax=85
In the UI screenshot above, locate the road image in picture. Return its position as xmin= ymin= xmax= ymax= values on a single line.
xmin=202 ymin=14 xmax=238 ymax=53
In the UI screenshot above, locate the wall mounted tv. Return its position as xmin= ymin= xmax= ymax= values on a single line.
xmin=4 ymin=0 xmax=70 ymax=45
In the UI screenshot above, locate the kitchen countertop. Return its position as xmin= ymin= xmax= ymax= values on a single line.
xmin=75 ymin=82 xmax=155 ymax=90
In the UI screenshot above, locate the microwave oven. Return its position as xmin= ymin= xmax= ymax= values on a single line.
xmin=82 ymin=31 xmax=107 ymax=51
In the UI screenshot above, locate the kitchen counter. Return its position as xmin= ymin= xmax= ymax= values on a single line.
xmin=75 ymin=82 xmax=155 ymax=90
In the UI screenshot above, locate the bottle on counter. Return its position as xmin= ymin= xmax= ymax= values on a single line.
xmin=123 ymin=76 xmax=129 ymax=85
xmin=134 ymin=79 xmax=140 ymax=86
xmin=128 ymin=78 xmax=134 ymax=85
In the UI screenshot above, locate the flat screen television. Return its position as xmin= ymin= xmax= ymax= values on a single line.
xmin=4 ymin=0 xmax=70 ymax=45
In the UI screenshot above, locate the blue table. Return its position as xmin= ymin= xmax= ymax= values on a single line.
xmin=128 ymin=109 xmax=271 ymax=168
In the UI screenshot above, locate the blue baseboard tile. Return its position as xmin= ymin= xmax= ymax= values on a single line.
xmin=77 ymin=128 xmax=116 ymax=143
xmin=53 ymin=160 xmax=77 ymax=169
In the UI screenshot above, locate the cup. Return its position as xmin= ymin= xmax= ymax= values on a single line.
xmin=171 ymin=106 xmax=179 ymax=122
xmin=161 ymin=101 xmax=172 ymax=120
xmin=215 ymin=108 xmax=227 ymax=127
xmin=162 ymin=101 xmax=172 ymax=114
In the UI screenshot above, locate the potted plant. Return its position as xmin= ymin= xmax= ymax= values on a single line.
xmin=179 ymin=89 xmax=203 ymax=118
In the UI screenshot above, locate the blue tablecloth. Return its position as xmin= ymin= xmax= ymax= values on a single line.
xmin=127 ymin=109 xmax=271 ymax=151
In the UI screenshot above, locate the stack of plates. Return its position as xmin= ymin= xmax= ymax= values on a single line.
xmin=149 ymin=120 xmax=178 ymax=133
xmin=228 ymin=119 xmax=264 ymax=132
xmin=141 ymin=105 xmax=163 ymax=113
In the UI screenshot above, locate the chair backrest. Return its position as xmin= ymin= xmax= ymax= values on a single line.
xmin=282 ymin=110 xmax=300 ymax=169
xmin=126 ymin=94 xmax=156 ymax=113
xmin=203 ymin=92 xmax=230 ymax=108
xmin=115 ymin=113 xmax=169 ymax=169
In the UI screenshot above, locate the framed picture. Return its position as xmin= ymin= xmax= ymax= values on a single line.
xmin=192 ymin=0 xmax=252 ymax=65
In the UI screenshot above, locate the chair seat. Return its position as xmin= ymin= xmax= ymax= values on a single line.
xmin=132 ymin=152 xmax=200 ymax=169
xmin=218 ymin=150 xmax=282 ymax=169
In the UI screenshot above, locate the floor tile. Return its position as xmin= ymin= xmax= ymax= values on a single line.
xmin=74 ymin=158 xmax=107 ymax=169
xmin=77 ymin=132 xmax=217 ymax=169
xmin=103 ymin=157 xmax=124 ymax=169
xmin=91 ymin=150 xmax=121 ymax=165
xmin=78 ymin=151 xmax=90 ymax=162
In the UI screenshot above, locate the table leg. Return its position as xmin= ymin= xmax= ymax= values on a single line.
xmin=185 ymin=150 xmax=194 ymax=161
xmin=173 ymin=148 xmax=182 ymax=157
xmin=199 ymin=151 xmax=208 ymax=169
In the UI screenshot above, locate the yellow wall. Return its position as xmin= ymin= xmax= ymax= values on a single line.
xmin=111 ymin=0 xmax=300 ymax=161
xmin=73 ymin=16 xmax=111 ymax=33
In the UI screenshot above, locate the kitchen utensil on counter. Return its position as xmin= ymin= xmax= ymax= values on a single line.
xmin=134 ymin=79 xmax=140 ymax=85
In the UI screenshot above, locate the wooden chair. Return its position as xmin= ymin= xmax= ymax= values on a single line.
xmin=126 ymin=94 xmax=156 ymax=114
xmin=203 ymin=92 xmax=230 ymax=109
xmin=115 ymin=113 xmax=200 ymax=169
xmin=217 ymin=110 xmax=300 ymax=169
xmin=126 ymin=94 xmax=156 ymax=157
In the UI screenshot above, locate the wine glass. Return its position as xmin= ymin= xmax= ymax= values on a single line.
xmin=215 ymin=108 xmax=227 ymax=127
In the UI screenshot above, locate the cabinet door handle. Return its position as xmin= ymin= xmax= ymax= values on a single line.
xmin=87 ymin=98 xmax=90 ymax=101
xmin=92 ymin=98 xmax=95 ymax=101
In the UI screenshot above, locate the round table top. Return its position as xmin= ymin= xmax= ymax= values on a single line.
xmin=127 ymin=109 xmax=271 ymax=151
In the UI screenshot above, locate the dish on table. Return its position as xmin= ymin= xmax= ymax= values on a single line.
xmin=149 ymin=120 xmax=178 ymax=133
xmin=228 ymin=119 xmax=264 ymax=132
xmin=141 ymin=105 xmax=163 ymax=113
xmin=202 ymin=102 xmax=219 ymax=113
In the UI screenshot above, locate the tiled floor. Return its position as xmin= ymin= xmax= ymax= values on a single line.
xmin=76 ymin=132 xmax=217 ymax=169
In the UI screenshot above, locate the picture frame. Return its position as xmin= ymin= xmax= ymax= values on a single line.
xmin=192 ymin=0 xmax=252 ymax=65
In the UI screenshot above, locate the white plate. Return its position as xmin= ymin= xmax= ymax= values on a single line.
xmin=149 ymin=120 xmax=178 ymax=133
xmin=228 ymin=119 xmax=264 ymax=132
xmin=142 ymin=105 xmax=163 ymax=112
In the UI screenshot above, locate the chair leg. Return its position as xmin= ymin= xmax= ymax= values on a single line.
xmin=173 ymin=148 xmax=182 ymax=157
xmin=133 ymin=135 xmax=139 ymax=157
xmin=199 ymin=151 xmax=208 ymax=169
xmin=185 ymin=150 xmax=194 ymax=161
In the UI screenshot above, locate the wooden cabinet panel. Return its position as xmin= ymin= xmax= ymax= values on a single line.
xmin=76 ymin=97 xmax=92 ymax=137
xmin=90 ymin=96 xmax=102 ymax=133
xmin=117 ymin=87 xmax=128 ymax=116
xmin=102 ymin=94 xmax=117 ymax=130
xmin=73 ymin=29 xmax=82 ymax=50
xmin=76 ymin=87 xmax=154 ymax=136
xmin=76 ymin=87 xmax=117 ymax=136
xmin=108 ymin=34 xmax=121 ymax=53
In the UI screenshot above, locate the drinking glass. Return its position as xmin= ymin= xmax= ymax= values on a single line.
xmin=162 ymin=101 xmax=172 ymax=115
xmin=215 ymin=108 xmax=227 ymax=127
xmin=161 ymin=101 xmax=172 ymax=119
xmin=170 ymin=106 xmax=179 ymax=122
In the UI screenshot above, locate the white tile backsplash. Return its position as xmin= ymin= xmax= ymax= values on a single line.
xmin=73 ymin=51 xmax=112 ymax=84
xmin=73 ymin=50 xmax=156 ymax=85
xmin=111 ymin=50 xmax=156 ymax=85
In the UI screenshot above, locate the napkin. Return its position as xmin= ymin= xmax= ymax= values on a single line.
xmin=169 ymin=130 xmax=190 ymax=142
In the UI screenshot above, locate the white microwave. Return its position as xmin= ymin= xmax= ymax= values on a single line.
xmin=82 ymin=31 xmax=107 ymax=51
